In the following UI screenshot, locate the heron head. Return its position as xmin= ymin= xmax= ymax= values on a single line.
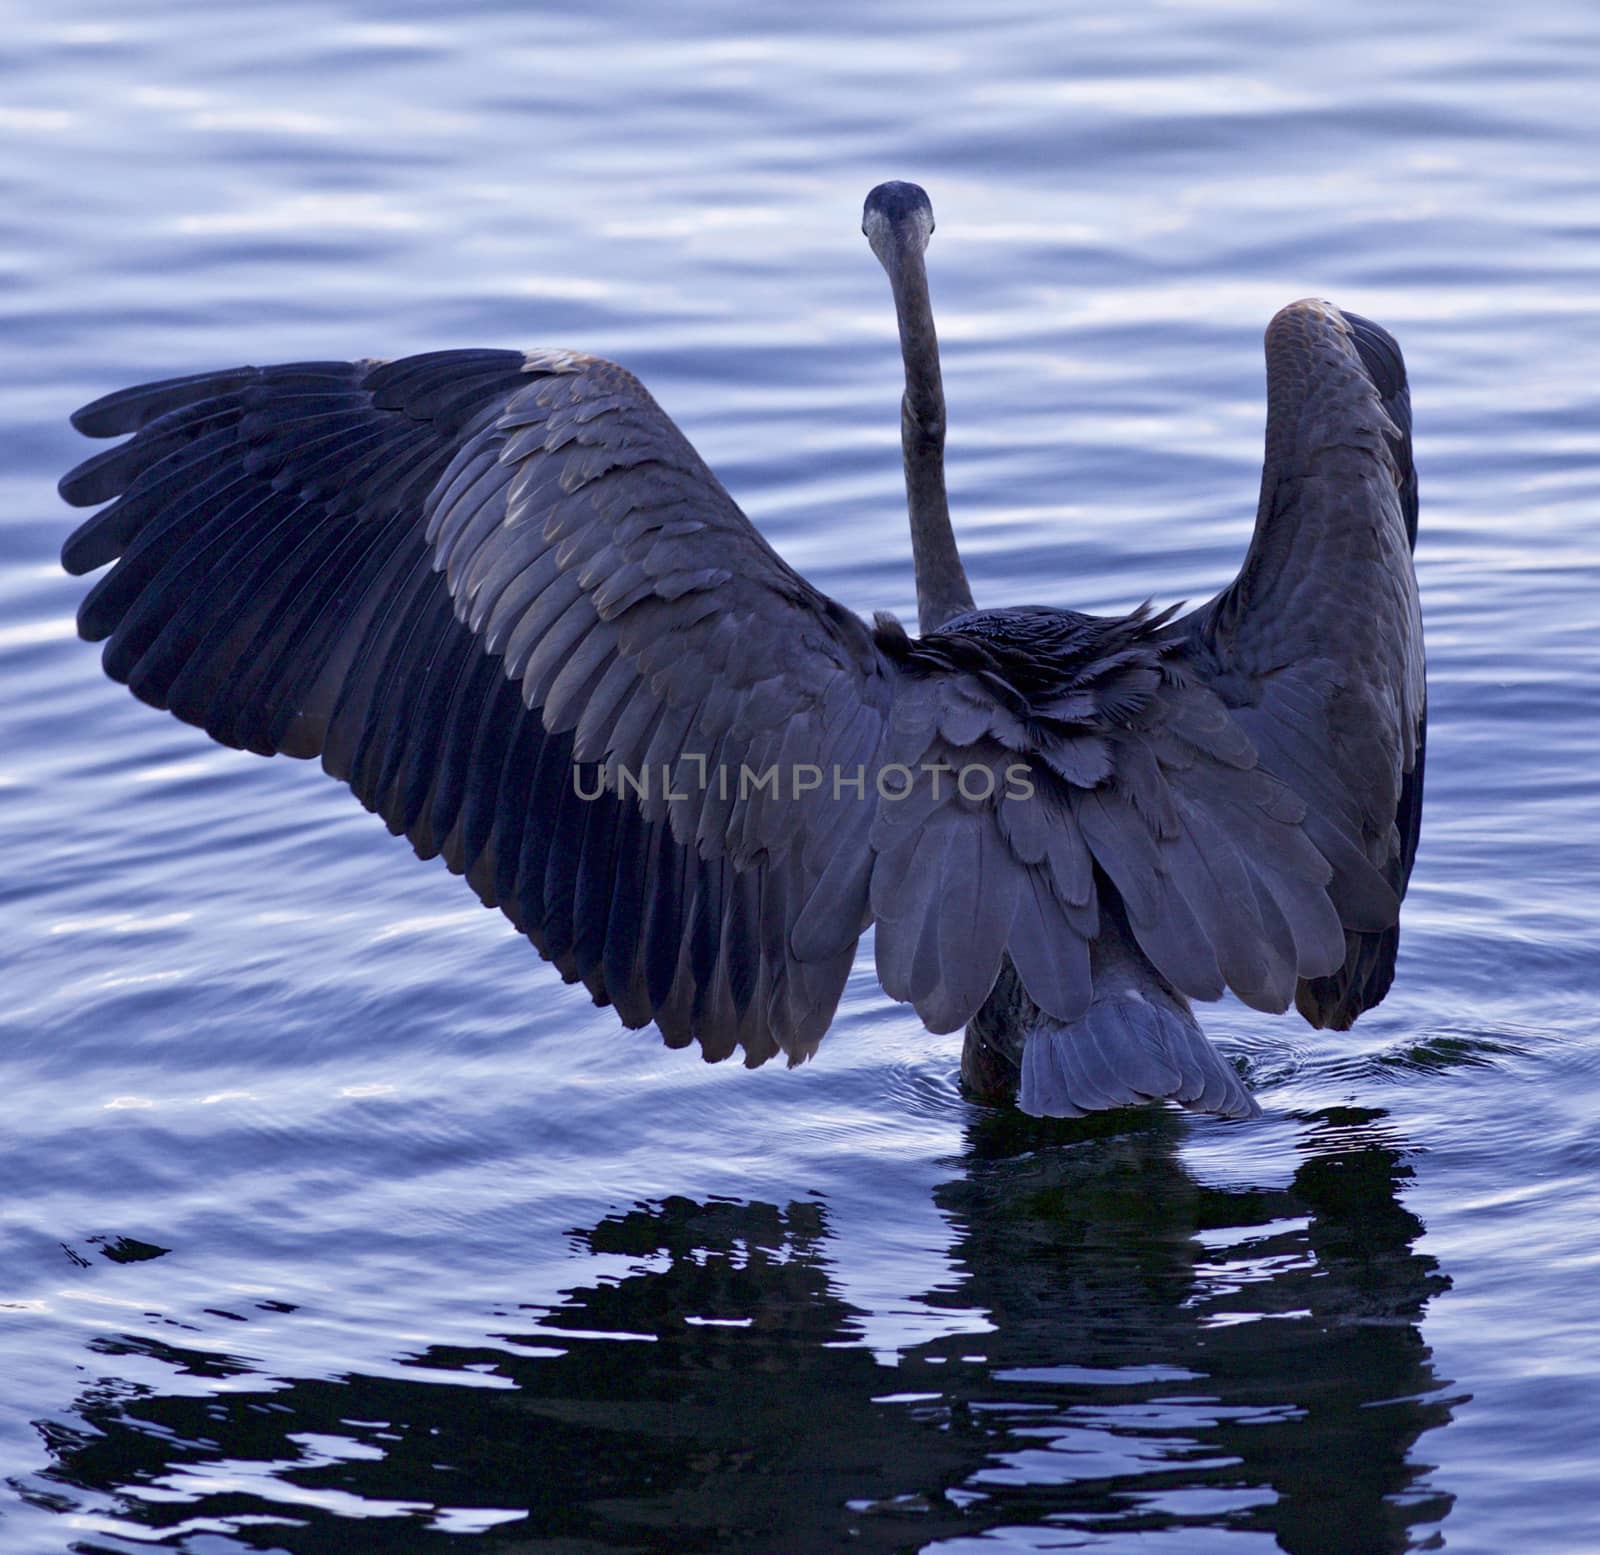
xmin=862 ymin=181 xmax=935 ymax=270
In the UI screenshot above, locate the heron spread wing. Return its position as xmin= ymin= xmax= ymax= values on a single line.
xmin=61 ymin=349 xmax=893 ymax=1066
xmin=59 ymin=310 xmax=1421 ymax=1077
xmin=1182 ymin=300 xmax=1427 ymax=1028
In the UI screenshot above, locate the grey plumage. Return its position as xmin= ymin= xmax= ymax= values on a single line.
xmin=58 ymin=188 xmax=1424 ymax=1123
xmin=1014 ymin=922 xmax=1259 ymax=1121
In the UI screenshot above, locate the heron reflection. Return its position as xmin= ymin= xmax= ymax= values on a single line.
xmin=29 ymin=1113 xmax=1454 ymax=1552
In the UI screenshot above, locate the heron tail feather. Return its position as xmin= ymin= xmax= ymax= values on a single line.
xmin=1018 ymin=992 xmax=1260 ymax=1121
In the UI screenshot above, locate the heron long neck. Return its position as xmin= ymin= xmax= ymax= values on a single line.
xmin=891 ymin=254 xmax=974 ymax=633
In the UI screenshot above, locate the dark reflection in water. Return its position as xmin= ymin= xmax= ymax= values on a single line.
xmin=922 ymin=1108 xmax=1457 ymax=1553
xmin=31 ymin=1112 xmax=1455 ymax=1555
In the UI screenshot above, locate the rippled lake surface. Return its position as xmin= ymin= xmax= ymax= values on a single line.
xmin=3 ymin=3 xmax=1598 ymax=1551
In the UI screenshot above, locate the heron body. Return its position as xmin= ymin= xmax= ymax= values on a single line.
xmin=59 ymin=182 xmax=1425 ymax=1120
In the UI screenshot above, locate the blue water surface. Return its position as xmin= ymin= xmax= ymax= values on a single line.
xmin=2 ymin=3 xmax=1597 ymax=1552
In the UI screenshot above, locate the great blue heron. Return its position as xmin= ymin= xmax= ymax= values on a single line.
xmin=59 ymin=181 xmax=1424 ymax=1121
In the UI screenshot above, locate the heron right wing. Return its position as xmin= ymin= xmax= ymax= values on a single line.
xmin=855 ymin=606 xmax=1361 ymax=1040
xmin=1183 ymin=301 xmax=1426 ymax=1028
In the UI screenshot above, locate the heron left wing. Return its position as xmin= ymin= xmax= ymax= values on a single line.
xmin=61 ymin=348 xmax=893 ymax=1067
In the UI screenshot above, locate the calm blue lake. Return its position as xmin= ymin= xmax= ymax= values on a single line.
xmin=2 ymin=3 xmax=1597 ymax=1551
